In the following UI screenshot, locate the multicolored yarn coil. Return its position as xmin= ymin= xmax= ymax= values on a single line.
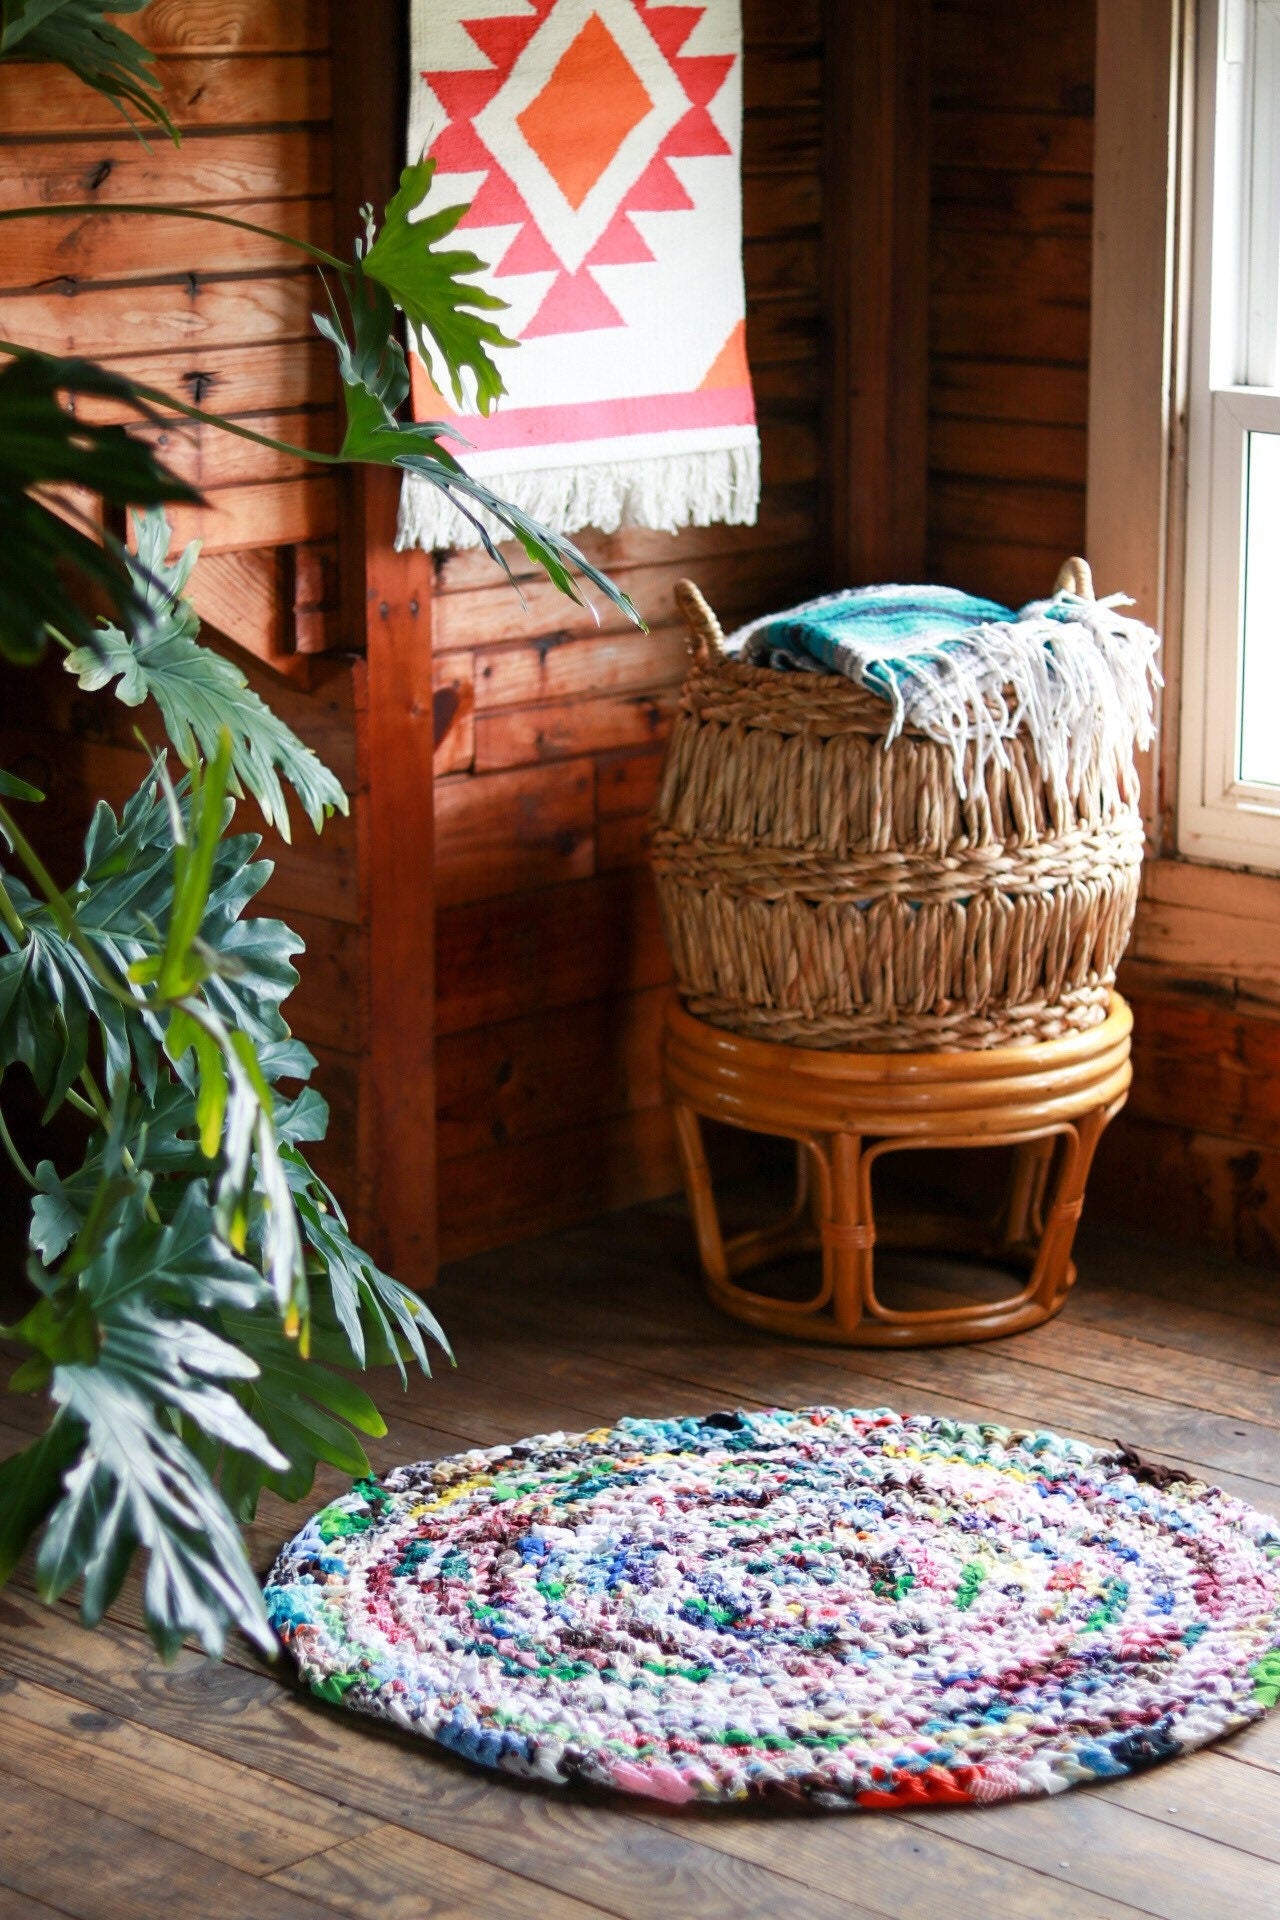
xmin=265 ymin=1407 xmax=1280 ymax=1809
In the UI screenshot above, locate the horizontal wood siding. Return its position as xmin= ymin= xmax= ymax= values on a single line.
xmin=0 ymin=5 xmax=367 ymax=1233
xmin=0 ymin=0 xmax=339 ymax=667
xmin=926 ymin=0 xmax=1095 ymax=606
xmin=432 ymin=0 xmax=827 ymax=1258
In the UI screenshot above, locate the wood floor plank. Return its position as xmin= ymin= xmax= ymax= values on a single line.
xmin=1066 ymin=1275 xmax=1280 ymax=1376
xmin=628 ymin=1801 xmax=1154 ymax=1920
xmin=267 ymin=1822 xmax=617 ymax=1920
xmin=0 ymin=1774 xmax=348 ymax=1920
xmin=980 ymin=1316 xmax=1280 ymax=1430
xmin=1092 ymin=1745 xmax=1280 ymax=1863
xmin=0 ymin=1593 xmax=889 ymax=1920
xmin=0 ymin=1675 xmax=375 ymax=1874
xmin=0 ymin=1889 xmax=73 ymax=1920
xmin=1214 ymin=1708 xmax=1280 ymax=1775
xmin=0 ymin=1889 xmax=71 ymax=1920
xmin=1073 ymin=1228 xmax=1280 ymax=1331
xmin=427 ymin=1273 xmax=1280 ymax=1506
xmin=904 ymin=1786 xmax=1280 ymax=1920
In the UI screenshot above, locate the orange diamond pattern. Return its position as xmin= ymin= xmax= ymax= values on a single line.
xmin=516 ymin=11 xmax=654 ymax=211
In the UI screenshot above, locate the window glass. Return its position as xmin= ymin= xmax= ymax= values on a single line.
xmin=1239 ymin=430 xmax=1280 ymax=785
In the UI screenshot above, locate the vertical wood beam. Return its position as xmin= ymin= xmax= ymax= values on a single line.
xmin=1087 ymin=0 xmax=1188 ymax=852
xmin=330 ymin=0 xmax=438 ymax=1286
xmin=821 ymin=0 xmax=931 ymax=586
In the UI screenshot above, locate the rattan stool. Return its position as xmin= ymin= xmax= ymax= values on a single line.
xmin=665 ymin=993 xmax=1132 ymax=1347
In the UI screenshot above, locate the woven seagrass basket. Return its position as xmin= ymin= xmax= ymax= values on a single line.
xmin=650 ymin=562 xmax=1146 ymax=1051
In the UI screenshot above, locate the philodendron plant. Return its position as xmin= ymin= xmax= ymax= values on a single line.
xmin=0 ymin=1 xmax=640 ymax=1658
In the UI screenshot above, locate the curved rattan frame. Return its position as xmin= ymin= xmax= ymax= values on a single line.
xmin=664 ymin=993 xmax=1133 ymax=1345
xmin=650 ymin=564 xmax=1145 ymax=1051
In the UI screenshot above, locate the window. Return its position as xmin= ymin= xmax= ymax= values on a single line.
xmin=1181 ymin=0 xmax=1280 ymax=865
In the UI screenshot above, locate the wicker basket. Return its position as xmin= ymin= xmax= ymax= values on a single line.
xmin=649 ymin=563 xmax=1146 ymax=1051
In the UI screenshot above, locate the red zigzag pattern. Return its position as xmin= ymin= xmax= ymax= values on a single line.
xmin=423 ymin=2 xmax=733 ymax=336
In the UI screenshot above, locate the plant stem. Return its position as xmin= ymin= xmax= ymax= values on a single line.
xmin=0 ymin=800 xmax=139 ymax=1012
xmin=76 ymin=1065 xmax=110 ymax=1128
xmin=0 ymin=873 xmax=27 ymax=944
xmin=77 ymin=1064 xmax=161 ymax=1225
xmin=0 ymin=202 xmax=348 ymax=272
xmin=0 ymin=1102 xmax=35 ymax=1187
xmin=0 ymin=804 xmax=75 ymax=941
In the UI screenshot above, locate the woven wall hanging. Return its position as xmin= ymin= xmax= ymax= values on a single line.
xmin=398 ymin=0 xmax=759 ymax=551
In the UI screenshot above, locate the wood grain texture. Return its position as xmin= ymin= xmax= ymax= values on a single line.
xmin=823 ymin=0 xmax=930 ymax=583
xmin=3 ymin=1202 xmax=1280 ymax=1918
xmin=437 ymin=1105 xmax=679 ymax=1261
xmin=435 ymin=871 xmax=671 ymax=1039
xmin=132 ymin=1 xmax=329 ymax=55
xmin=0 ymin=273 xmax=318 ymax=361
xmin=331 ymin=0 xmax=434 ymax=1284
xmin=926 ymin=0 xmax=1093 ymax=624
xmin=186 ymin=548 xmax=289 ymax=666
xmin=164 ymin=475 xmax=338 ymax=553
xmin=0 ymin=53 xmax=330 ymax=135
xmin=0 ymin=130 xmax=331 ymax=211
xmin=4 ymin=199 xmax=333 ymax=287
xmin=434 ymin=762 xmax=596 ymax=908
xmin=436 ymin=986 xmax=669 ymax=1162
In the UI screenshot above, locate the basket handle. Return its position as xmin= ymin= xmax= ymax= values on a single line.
xmin=675 ymin=578 xmax=725 ymax=662
xmin=1053 ymin=555 xmax=1094 ymax=599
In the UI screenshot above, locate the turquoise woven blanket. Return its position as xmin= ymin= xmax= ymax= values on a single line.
xmin=729 ymin=583 xmax=1162 ymax=801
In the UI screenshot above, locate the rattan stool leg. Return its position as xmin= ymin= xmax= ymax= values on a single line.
xmin=1003 ymin=1137 xmax=1056 ymax=1247
xmin=662 ymin=995 xmax=1132 ymax=1347
xmin=822 ymin=1133 xmax=871 ymax=1336
xmin=672 ymin=1105 xmax=728 ymax=1289
xmin=1026 ymin=1105 xmax=1113 ymax=1314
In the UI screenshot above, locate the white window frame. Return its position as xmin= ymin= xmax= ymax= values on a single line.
xmin=1180 ymin=0 xmax=1280 ymax=868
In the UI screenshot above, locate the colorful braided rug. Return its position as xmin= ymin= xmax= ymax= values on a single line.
xmin=265 ymin=1407 xmax=1280 ymax=1809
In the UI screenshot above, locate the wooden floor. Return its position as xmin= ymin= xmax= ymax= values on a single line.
xmin=2 ymin=1193 xmax=1280 ymax=1920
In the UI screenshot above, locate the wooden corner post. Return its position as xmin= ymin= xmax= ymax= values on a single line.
xmin=821 ymin=0 xmax=931 ymax=586
xmin=330 ymin=0 xmax=438 ymax=1287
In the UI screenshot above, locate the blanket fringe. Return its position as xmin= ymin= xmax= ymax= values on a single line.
xmin=734 ymin=588 xmax=1163 ymax=805
xmin=395 ymin=442 xmax=761 ymax=553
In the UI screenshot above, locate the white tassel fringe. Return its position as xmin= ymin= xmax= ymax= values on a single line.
xmin=395 ymin=443 xmax=761 ymax=553
xmin=733 ymin=590 xmax=1164 ymax=806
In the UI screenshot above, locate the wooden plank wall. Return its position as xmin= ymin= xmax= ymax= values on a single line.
xmin=923 ymin=0 xmax=1280 ymax=1266
xmin=0 ymin=2 xmax=367 ymax=1219
xmin=430 ymin=0 xmax=827 ymax=1260
xmin=926 ymin=0 xmax=1094 ymax=608
xmin=0 ymin=0 xmax=341 ymax=664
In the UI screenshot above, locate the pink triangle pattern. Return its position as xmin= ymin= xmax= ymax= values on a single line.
xmin=421 ymin=1 xmax=734 ymax=338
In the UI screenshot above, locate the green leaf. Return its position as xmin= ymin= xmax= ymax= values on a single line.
xmin=0 ymin=1 xmax=177 ymax=144
xmin=0 ymin=1414 xmax=84 ymax=1583
xmin=216 ymin=1309 xmax=387 ymax=1517
xmin=14 ymin=1172 xmax=287 ymax=1653
xmin=76 ymin=1178 xmax=268 ymax=1319
xmin=154 ymin=733 xmax=233 ymax=1001
xmin=0 ymin=763 xmax=300 ymax=1118
xmin=361 ymin=161 xmax=514 ymax=416
xmin=40 ymin=1368 xmax=274 ymax=1656
xmin=4 ymin=1288 xmax=99 ymax=1368
xmin=0 ymin=352 xmax=199 ymax=663
xmin=63 ymin=511 xmax=349 ymax=841
xmin=0 ymin=769 xmax=43 ymax=803
xmin=282 ymin=1144 xmax=450 ymax=1384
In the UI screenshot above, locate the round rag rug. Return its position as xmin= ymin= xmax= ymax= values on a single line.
xmin=265 ymin=1407 xmax=1280 ymax=1808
